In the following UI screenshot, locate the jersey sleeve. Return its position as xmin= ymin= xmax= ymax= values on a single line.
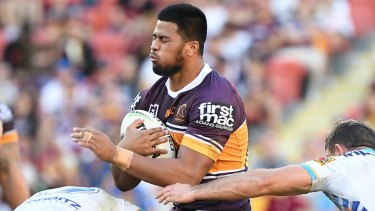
xmin=300 ymin=157 xmax=340 ymax=192
xmin=129 ymin=77 xmax=168 ymax=112
xmin=130 ymin=92 xmax=144 ymax=111
xmin=181 ymin=93 xmax=247 ymax=161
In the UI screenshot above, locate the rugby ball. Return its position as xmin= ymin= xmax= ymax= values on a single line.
xmin=120 ymin=110 xmax=176 ymax=158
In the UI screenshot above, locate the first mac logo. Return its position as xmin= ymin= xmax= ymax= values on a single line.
xmin=196 ymin=102 xmax=235 ymax=131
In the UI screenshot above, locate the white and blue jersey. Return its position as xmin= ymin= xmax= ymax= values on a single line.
xmin=15 ymin=186 xmax=144 ymax=211
xmin=301 ymin=148 xmax=375 ymax=211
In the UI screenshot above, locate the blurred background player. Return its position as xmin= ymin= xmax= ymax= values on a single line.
xmin=156 ymin=119 xmax=375 ymax=210
xmin=0 ymin=102 xmax=30 ymax=209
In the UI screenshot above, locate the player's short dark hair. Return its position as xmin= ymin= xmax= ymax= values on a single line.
xmin=325 ymin=119 xmax=375 ymax=152
xmin=157 ymin=3 xmax=207 ymax=55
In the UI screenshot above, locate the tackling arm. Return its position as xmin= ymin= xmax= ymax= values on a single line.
xmin=157 ymin=165 xmax=312 ymax=203
xmin=195 ymin=165 xmax=311 ymax=199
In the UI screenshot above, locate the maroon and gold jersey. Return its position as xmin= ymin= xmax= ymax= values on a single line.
xmin=131 ymin=64 xmax=250 ymax=210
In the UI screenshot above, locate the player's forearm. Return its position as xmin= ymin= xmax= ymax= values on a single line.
xmin=110 ymin=164 xmax=141 ymax=191
xmin=0 ymin=161 xmax=30 ymax=208
xmin=191 ymin=166 xmax=311 ymax=201
xmin=110 ymin=146 xmax=208 ymax=187
xmin=110 ymin=149 xmax=198 ymax=188
xmin=190 ymin=171 xmax=267 ymax=201
xmin=0 ymin=142 xmax=29 ymax=208
xmin=125 ymin=153 xmax=205 ymax=187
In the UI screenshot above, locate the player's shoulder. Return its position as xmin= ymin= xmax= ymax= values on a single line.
xmin=201 ymin=69 xmax=238 ymax=94
xmin=142 ymin=76 xmax=168 ymax=94
xmin=131 ymin=76 xmax=168 ymax=110
xmin=193 ymin=70 xmax=245 ymax=110
xmin=303 ymin=148 xmax=375 ymax=171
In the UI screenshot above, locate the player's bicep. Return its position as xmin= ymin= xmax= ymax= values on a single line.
xmin=177 ymin=145 xmax=215 ymax=184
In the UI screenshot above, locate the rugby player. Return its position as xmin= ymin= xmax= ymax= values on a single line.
xmin=72 ymin=3 xmax=250 ymax=210
xmin=0 ymin=102 xmax=30 ymax=209
xmin=156 ymin=120 xmax=375 ymax=211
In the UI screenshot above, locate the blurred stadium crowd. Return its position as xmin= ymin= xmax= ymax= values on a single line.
xmin=0 ymin=0 xmax=375 ymax=210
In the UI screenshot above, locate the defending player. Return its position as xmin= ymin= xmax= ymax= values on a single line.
xmin=72 ymin=3 xmax=250 ymax=210
xmin=15 ymin=186 xmax=144 ymax=211
xmin=0 ymin=102 xmax=30 ymax=209
xmin=156 ymin=120 xmax=375 ymax=210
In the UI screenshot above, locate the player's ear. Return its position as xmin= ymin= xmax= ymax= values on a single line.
xmin=334 ymin=144 xmax=347 ymax=156
xmin=186 ymin=41 xmax=199 ymax=56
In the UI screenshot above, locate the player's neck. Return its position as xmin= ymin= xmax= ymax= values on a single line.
xmin=169 ymin=60 xmax=204 ymax=92
xmin=350 ymin=146 xmax=372 ymax=152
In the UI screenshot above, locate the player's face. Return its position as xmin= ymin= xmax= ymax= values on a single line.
xmin=150 ymin=20 xmax=187 ymax=77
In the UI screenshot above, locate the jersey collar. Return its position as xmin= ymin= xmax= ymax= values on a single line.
xmin=361 ymin=148 xmax=375 ymax=154
xmin=165 ymin=63 xmax=212 ymax=98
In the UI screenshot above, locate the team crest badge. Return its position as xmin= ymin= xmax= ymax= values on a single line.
xmin=314 ymin=157 xmax=336 ymax=165
xmin=175 ymin=104 xmax=187 ymax=122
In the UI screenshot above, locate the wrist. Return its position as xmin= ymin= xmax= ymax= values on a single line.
xmin=191 ymin=185 xmax=199 ymax=201
xmin=113 ymin=146 xmax=134 ymax=171
xmin=117 ymin=139 xmax=129 ymax=149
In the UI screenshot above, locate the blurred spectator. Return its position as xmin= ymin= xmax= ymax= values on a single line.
xmin=266 ymin=195 xmax=310 ymax=211
xmin=3 ymin=24 xmax=33 ymax=72
xmin=0 ymin=63 xmax=18 ymax=107
xmin=361 ymin=82 xmax=375 ymax=129
xmin=252 ymin=129 xmax=287 ymax=169
xmin=58 ymin=18 xmax=97 ymax=78
xmin=39 ymin=59 xmax=88 ymax=116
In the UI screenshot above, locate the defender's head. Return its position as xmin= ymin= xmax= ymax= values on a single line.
xmin=325 ymin=119 xmax=375 ymax=155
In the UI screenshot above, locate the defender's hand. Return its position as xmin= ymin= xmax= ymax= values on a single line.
xmin=156 ymin=183 xmax=195 ymax=204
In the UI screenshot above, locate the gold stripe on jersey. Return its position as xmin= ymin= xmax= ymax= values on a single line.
xmin=0 ymin=130 xmax=19 ymax=145
xmin=203 ymin=167 xmax=247 ymax=180
xmin=181 ymin=134 xmax=221 ymax=161
xmin=209 ymin=122 xmax=248 ymax=173
xmin=169 ymin=131 xmax=184 ymax=147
